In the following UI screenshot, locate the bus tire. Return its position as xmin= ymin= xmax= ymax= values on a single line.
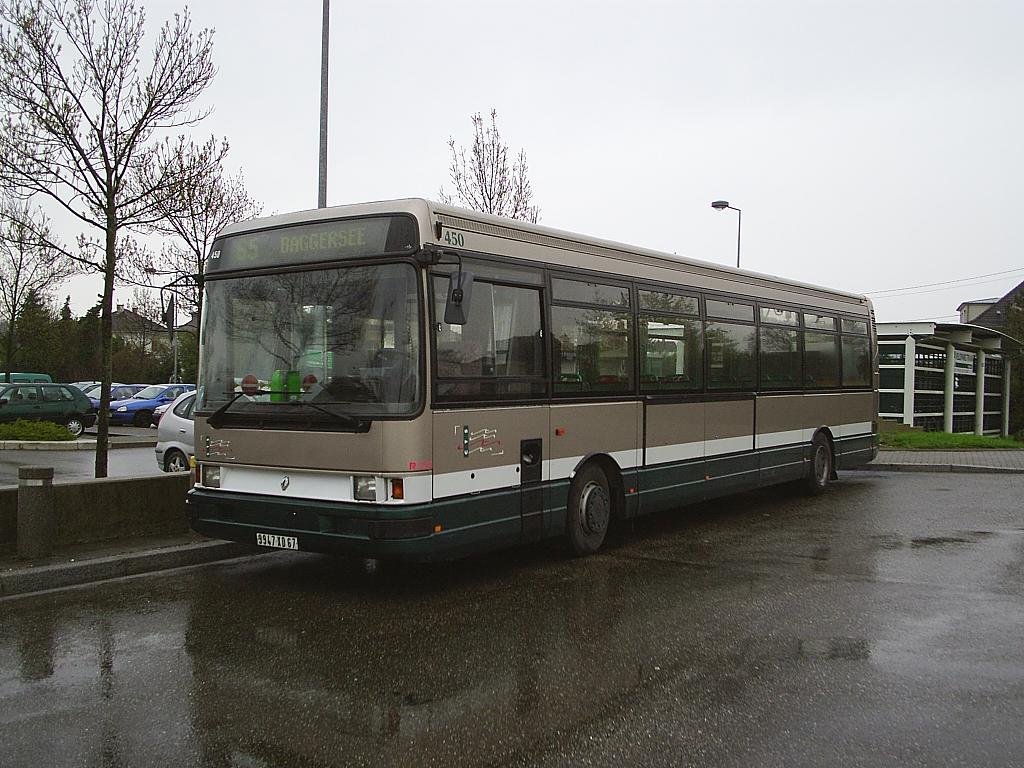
xmin=805 ymin=432 xmax=833 ymax=494
xmin=566 ymin=463 xmax=611 ymax=556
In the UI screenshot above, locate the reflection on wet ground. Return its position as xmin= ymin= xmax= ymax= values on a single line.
xmin=2 ymin=472 xmax=1024 ymax=767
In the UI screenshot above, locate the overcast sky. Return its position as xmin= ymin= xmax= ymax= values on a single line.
xmin=59 ymin=0 xmax=1024 ymax=325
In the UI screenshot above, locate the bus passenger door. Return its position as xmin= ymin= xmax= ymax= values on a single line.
xmin=520 ymin=438 xmax=544 ymax=542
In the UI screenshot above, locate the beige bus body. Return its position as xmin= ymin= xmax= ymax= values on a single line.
xmin=191 ymin=199 xmax=877 ymax=559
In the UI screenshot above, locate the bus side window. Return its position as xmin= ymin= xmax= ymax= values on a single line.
xmin=551 ymin=306 xmax=632 ymax=394
xmin=705 ymin=322 xmax=756 ymax=390
xmin=434 ymin=276 xmax=546 ymax=396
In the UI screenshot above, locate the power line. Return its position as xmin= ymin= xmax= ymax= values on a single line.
xmin=865 ymin=267 xmax=1024 ymax=296
xmin=878 ymin=313 xmax=959 ymax=323
xmin=868 ymin=274 xmax=1024 ymax=299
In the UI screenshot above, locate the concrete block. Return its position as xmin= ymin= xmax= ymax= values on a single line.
xmin=54 ymin=474 xmax=193 ymax=545
xmin=1 ymin=474 xmax=193 ymax=546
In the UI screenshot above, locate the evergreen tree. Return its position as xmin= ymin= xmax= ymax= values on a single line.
xmin=73 ymin=304 xmax=103 ymax=382
xmin=51 ymin=296 xmax=78 ymax=382
xmin=177 ymin=332 xmax=199 ymax=384
xmin=12 ymin=289 xmax=57 ymax=373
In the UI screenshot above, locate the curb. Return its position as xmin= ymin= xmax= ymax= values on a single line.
xmin=0 ymin=439 xmax=156 ymax=450
xmin=0 ymin=540 xmax=257 ymax=597
xmin=850 ymin=463 xmax=1024 ymax=475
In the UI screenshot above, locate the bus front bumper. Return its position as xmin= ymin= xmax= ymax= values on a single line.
xmin=186 ymin=487 xmax=521 ymax=562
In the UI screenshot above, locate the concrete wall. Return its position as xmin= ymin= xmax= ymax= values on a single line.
xmin=0 ymin=474 xmax=192 ymax=546
xmin=0 ymin=486 xmax=14 ymax=542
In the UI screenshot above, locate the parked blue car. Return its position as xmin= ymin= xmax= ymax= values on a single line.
xmin=89 ymin=383 xmax=146 ymax=410
xmin=109 ymin=383 xmax=195 ymax=426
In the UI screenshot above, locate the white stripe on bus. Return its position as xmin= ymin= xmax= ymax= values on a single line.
xmin=432 ymin=463 xmax=521 ymax=499
xmin=431 ymin=423 xmax=873 ymax=497
xmin=215 ymin=425 xmax=874 ymax=503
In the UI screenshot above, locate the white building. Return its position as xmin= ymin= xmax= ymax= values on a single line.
xmin=877 ymin=322 xmax=1018 ymax=436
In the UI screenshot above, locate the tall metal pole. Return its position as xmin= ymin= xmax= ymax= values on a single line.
xmin=318 ymin=0 xmax=330 ymax=208
xmin=735 ymin=207 xmax=742 ymax=269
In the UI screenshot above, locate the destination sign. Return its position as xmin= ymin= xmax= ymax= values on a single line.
xmin=207 ymin=215 xmax=418 ymax=272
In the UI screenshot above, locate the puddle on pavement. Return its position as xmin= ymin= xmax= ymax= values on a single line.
xmin=872 ymin=531 xmax=999 ymax=550
xmin=910 ymin=536 xmax=973 ymax=548
xmin=798 ymin=637 xmax=871 ymax=661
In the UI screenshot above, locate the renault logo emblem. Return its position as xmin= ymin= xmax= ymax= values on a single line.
xmin=280 ymin=476 xmax=290 ymax=491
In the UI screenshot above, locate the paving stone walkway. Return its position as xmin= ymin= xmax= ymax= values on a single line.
xmin=870 ymin=449 xmax=1024 ymax=473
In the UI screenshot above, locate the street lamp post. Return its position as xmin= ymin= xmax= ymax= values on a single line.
xmin=318 ymin=0 xmax=330 ymax=208
xmin=153 ymin=273 xmax=202 ymax=384
xmin=711 ymin=200 xmax=741 ymax=268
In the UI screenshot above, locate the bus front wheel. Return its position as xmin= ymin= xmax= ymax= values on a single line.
xmin=805 ymin=433 xmax=833 ymax=494
xmin=566 ymin=463 xmax=611 ymax=556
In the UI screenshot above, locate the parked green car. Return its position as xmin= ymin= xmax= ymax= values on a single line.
xmin=0 ymin=383 xmax=97 ymax=437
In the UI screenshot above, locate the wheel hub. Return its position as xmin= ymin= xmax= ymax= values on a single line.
xmin=579 ymin=482 xmax=609 ymax=535
xmin=814 ymin=445 xmax=828 ymax=482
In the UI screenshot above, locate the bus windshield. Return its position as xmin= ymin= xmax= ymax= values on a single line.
xmin=197 ymin=262 xmax=420 ymax=423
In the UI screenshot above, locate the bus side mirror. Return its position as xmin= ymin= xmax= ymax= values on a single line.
xmin=444 ymin=271 xmax=474 ymax=325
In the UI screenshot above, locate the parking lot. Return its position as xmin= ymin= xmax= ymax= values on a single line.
xmin=0 ymin=426 xmax=161 ymax=486
xmin=3 ymin=470 xmax=1023 ymax=767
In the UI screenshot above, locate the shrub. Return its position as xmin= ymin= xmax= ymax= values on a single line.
xmin=0 ymin=419 xmax=78 ymax=441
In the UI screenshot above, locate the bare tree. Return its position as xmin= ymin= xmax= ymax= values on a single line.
xmin=0 ymin=196 xmax=77 ymax=379
xmin=440 ymin=109 xmax=540 ymax=223
xmin=133 ymin=157 xmax=262 ymax=330
xmin=0 ymin=0 xmax=222 ymax=476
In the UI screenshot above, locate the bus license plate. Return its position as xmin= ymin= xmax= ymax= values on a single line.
xmin=256 ymin=533 xmax=298 ymax=550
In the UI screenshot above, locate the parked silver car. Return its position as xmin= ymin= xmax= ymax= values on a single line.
xmin=155 ymin=391 xmax=195 ymax=472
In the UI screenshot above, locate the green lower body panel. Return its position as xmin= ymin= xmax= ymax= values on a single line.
xmin=636 ymin=460 xmax=706 ymax=516
xmin=188 ymin=486 xmax=523 ymax=562
xmin=835 ymin=434 xmax=878 ymax=469
xmin=758 ymin=444 xmax=807 ymax=485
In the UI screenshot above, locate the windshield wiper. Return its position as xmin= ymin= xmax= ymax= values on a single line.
xmin=205 ymin=390 xmax=371 ymax=431
xmin=278 ymin=400 xmax=370 ymax=431
xmin=206 ymin=391 xmax=249 ymax=429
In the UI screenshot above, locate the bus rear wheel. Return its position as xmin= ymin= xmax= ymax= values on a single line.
xmin=566 ymin=464 xmax=611 ymax=556
xmin=805 ymin=433 xmax=833 ymax=494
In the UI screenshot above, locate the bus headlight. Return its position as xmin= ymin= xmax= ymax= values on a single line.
xmin=202 ymin=464 xmax=221 ymax=488
xmin=353 ymin=475 xmax=376 ymax=501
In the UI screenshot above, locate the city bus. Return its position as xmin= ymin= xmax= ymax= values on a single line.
xmin=187 ymin=199 xmax=878 ymax=560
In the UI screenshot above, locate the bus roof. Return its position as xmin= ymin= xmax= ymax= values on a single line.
xmin=217 ymin=198 xmax=869 ymax=308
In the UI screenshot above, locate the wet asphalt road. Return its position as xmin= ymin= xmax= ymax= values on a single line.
xmin=2 ymin=471 xmax=1023 ymax=767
